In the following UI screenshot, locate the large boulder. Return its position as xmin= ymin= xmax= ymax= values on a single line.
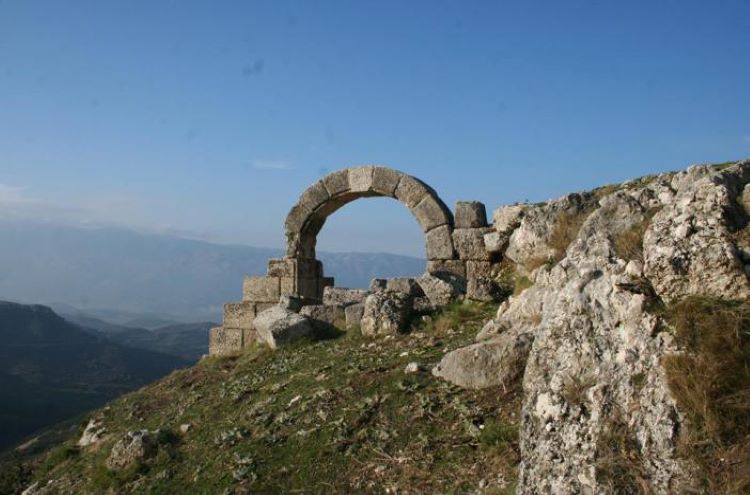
xmin=360 ymin=291 xmax=412 ymax=336
xmin=253 ymin=306 xmax=314 ymax=349
xmin=432 ymin=327 xmax=532 ymax=389
xmin=106 ymin=430 xmax=157 ymax=471
xmin=416 ymin=272 xmax=465 ymax=306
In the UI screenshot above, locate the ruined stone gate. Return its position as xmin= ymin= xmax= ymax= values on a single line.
xmin=209 ymin=165 xmax=498 ymax=355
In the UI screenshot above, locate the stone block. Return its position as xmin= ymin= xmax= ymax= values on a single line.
xmin=385 ymin=277 xmax=425 ymax=297
xmin=223 ymin=301 xmax=256 ymax=329
xmin=297 ymin=277 xmax=322 ymax=300
xmin=323 ymin=287 xmax=369 ymax=306
xmin=322 ymin=169 xmax=350 ymax=196
xmin=254 ymin=306 xmax=314 ymax=349
xmin=394 ymin=174 xmax=429 ymax=208
xmin=466 ymin=260 xmax=492 ymax=280
xmin=297 ymin=258 xmax=324 ymax=278
xmin=267 ymin=258 xmax=295 ymax=278
xmin=483 ymin=231 xmax=508 ymax=254
xmin=413 ymin=196 xmax=451 ymax=232
xmin=280 ymin=276 xmax=296 ymax=295
xmin=279 ymin=295 xmax=307 ymax=312
xmin=428 ymin=259 xmax=467 ymax=278
xmin=345 ymin=303 xmax=365 ymax=328
xmin=360 ymin=291 xmax=412 ymax=336
xmin=243 ymin=276 xmax=281 ymax=302
xmin=254 ymin=302 xmax=276 ymax=313
xmin=298 ymin=180 xmax=330 ymax=211
xmin=348 ymin=166 xmax=375 ymax=193
xmin=452 ymin=228 xmax=493 ymax=261
xmin=372 ymin=167 xmax=401 ymax=196
xmin=300 ymin=304 xmax=346 ymax=329
xmin=425 ymin=224 xmax=455 ymax=260
xmin=208 ymin=326 xmax=242 ymax=356
xmin=455 ymin=201 xmax=488 ymax=228
xmin=284 ymin=202 xmax=313 ymax=237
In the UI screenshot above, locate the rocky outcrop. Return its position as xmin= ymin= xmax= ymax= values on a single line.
xmin=436 ymin=160 xmax=750 ymax=494
xmin=106 ymin=430 xmax=157 ymax=471
xmin=644 ymin=164 xmax=750 ymax=301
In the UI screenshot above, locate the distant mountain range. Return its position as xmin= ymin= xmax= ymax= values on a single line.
xmin=61 ymin=309 xmax=214 ymax=362
xmin=0 ymin=301 xmax=190 ymax=451
xmin=0 ymin=222 xmax=424 ymax=321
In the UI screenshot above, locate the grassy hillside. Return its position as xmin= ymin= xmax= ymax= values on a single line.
xmin=5 ymin=302 xmax=521 ymax=494
xmin=0 ymin=302 xmax=190 ymax=453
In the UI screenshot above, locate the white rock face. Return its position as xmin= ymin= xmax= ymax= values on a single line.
xmin=437 ymin=161 xmax=750 ymax=494
xmin=504 ymin=193 xmax=594 ymax=272
xmin=253 ymin=306 xmax=314 ymax=349
xmin=644 ymin=164 xmax=750 ymax=301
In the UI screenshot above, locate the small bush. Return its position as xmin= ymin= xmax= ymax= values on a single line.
xmin=663 ymin=297 xmax=750 ymax=493
xmin=479 ymin=421 xmax=519 ymax=449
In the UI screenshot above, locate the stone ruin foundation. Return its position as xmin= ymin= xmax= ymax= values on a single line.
xmin=209 ymin=165 xmax=500 ymax=355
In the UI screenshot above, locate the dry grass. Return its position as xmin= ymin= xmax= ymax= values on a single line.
xmin=663 ymin=297 xmax=750 ymax=494
xmin=613 ymin=216 xmax=652 ymax=263
xmin=546 ymin=208 xmax=596 ymax=266
xmin=561 ymin=373 xmax=595 ymax=407
xmin=596 ymin=409 xmax=653 ymax=494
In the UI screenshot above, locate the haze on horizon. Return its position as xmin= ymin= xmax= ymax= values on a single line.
xmin=1 ymin=0 xmax=749 ymax=257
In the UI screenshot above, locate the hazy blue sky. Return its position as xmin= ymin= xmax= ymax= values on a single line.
xmin=1 ymin=0 xmax=749 ymax=256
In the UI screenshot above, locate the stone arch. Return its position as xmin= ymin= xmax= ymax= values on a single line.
xmin=284 ymin=166 xmax=455 ymax=261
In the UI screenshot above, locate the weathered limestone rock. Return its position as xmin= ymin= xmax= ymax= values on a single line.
xmin=344 ymin=302 xmax=365 ymax=328
xmin=504 ymin=193 xmax=593 ymax=270
xmin=433 ymin=328 xmax=532 ymax=389
xmin=322 ymin=287 xmax=368 ymax=307
xmin=106 ymin=430 xmax=157 ymax=471
xmin=425 ymin=224 xmax=456 ymax=260
xmin=360 ymin=291 xmax=412 ymax=336
xmin=427 ymin=259 xmax=467 ymax=278
xmin=455 ymin=201 xmax=488 ymax=228
xmin=300 ymin=304 xmax=345 ymax=330
xmin=492 ymin=204 xmax=528 ymax=233
xmin=78 ymin=417 xmax=107 ymax=448
xmin=644 ymin=162 xmax=750 ymax=301
xmin=483 ymin=231 xmax=508 ymax=254
xmin=452 ymin=227 xmax=493 ymax=260
xmin=466 ymin=277 xmax=505 ymax=302
xmin=436 ymin=163 xmax=750 ymax=494
xmin=243 ymin=276 xmax=281 ymax=302
xmin=253 ymin=306 xmax=314 ymax=349
xmin=416 ymin=272 xmax=466 ymax=306
xmin=208 ymin=326 xmax=243 ymax=356
xmin=223 ymin=301 xmax=256 ymax=329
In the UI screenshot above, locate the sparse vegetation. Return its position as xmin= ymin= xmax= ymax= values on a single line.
xmin=663 ymin=296 xmax=750 ymax=494
xmin=596 ymin=409 xmax=651 ymax=494
xmin=613 ymin=214 xmax=654 ymax=263
xmin=17 ymin=302 xmax=522 ymax=494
